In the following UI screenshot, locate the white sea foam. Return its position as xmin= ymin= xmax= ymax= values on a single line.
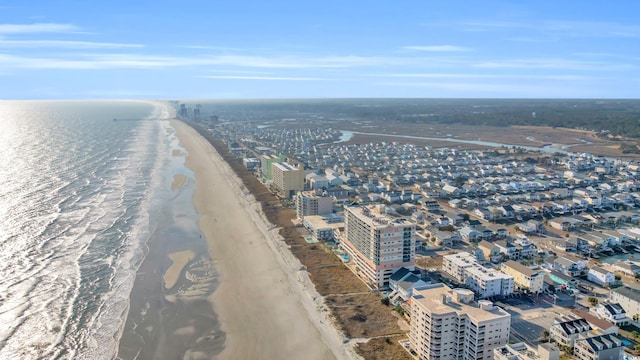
xmin=0 ymin=101 xmax=175 ymax=359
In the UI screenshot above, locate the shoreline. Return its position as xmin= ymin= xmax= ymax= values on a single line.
xmin=172 ymin=120 xmax=352 ymax=360
xmin=117 ymin=106 xmax=224 ymax=360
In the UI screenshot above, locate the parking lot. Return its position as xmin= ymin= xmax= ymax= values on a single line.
xmin=501 ymin=295 xmax=575 ymax=345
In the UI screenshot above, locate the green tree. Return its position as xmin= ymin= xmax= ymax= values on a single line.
xmin=588 ymin=297 xmax=598 ymax=306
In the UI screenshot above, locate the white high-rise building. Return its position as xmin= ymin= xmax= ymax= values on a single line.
xmin=409 ymin=284 xmax=511 ymax=360
xmin=343 ymin=205 xmax=415 ymax=288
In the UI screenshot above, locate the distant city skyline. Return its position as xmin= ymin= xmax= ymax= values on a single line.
xmin=1 ymin=0 xmax=639 ymax=99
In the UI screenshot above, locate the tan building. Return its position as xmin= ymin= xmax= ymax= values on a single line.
xmin=409 ymin=284 xmax=511 ymax=360
xmin=271 ymin=162 xmax=304 ymax=197
xmin=478 ymin=240 xmax=502 ymax=263
xmin=295 ymin=191 xmax=333 ymax=219
xmin=343 ymin=205 xmax=415 ymax=288
xmin=501 ymin=260 xmax=545 ymax=294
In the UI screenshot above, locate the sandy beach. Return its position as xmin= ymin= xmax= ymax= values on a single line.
xmin=172 ymin=120 xmax=351 ymax=360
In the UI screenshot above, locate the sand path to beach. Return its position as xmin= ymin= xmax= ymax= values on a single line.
xmin=172 ymin=120 xmax=349 ymax=360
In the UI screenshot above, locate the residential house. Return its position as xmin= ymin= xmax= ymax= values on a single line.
xmin=430 ymin=230 xmax=461 ymax=247
xmin=501 ymin=260 xmax=545 ymax=293
xmin=573 ymin=334 xmax=624 ymax=360
xmin=554 ymin=256 xmax=585 ymax=277
xmin=610 ymin=286 xmax=640 ymax=321
xmin=495 ymin=240 xmax=520 ymax=260
xmin=478 ymin=240 xmax=502 ymax=263
xmin=572 ymin=308 xmax=619 ymax=335
xmin=587 ymin=267 xmax=616 ymax=287
xmin=549 ymin=318 xmax=592 ymax=348
xmin=591 ymin=302 xmax=630 ymax=327
xmin=389 ymin=267 xmax=430 ymax=301
xmin=459 ymin=226 xmax=481 ymax=242
xmin=611 ymin=260 xmax=640 ymax=278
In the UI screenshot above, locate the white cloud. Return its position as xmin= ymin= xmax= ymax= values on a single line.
xmin=403 ymin=45 xmax=471 ymax=52
xmin=376 ymin=73 xmax=590 ymax=81
xmin=0 ymin=39 xmax=143 ymax=49
xmin=461 ymin=20 xmax=640 ymax=38
xmin=0 ymin=53 xmax=402 ymax=70
xmin=0 ymin=23 xmax=79 ymax=34
xmin=473 ymin=58 xmax=634 ymax=71
xmin=201 ymin=75 xmax=327 ymax=81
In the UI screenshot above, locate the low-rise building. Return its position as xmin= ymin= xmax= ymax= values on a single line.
xmin=610 ymin=286 xmax=640 ymax=321
xmin=587 ymin=267 xmax=615 ymax=287
xmin=302 ymin=215 xmax=340 ymax=241
xmin=494 ymin=342 xmax=560 ymax=360
xmin=501 ymin=260 xmax=545 ymax=293
xmin=389 ymin=267 xmax=430 ymax=301
xmin=295 ymin=191 xmax=333 ymax=219
xmin=443 ymin=252 xmax=514 ymax=298
xmin=549 ymin=318 xmax=592 ymax=348
xmin=479 ymin=240 xmax=502 ymax=263
xmin=409 ymin=284 xmax=511 ymax=360
xmin=573 ymin=334 xmax=624 ymax=360
xmin=590 ymin=303 xmax=630 ymax=327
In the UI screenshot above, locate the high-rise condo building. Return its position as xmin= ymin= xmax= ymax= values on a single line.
xmin=410 ymin=284 xmax=511 ymax=360
xmin=343 ymin=205 xmax=415 ymax=288
xmin=271 ymin=162 xmax=304 ymax=197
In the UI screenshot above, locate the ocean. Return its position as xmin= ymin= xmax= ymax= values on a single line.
xmin=0 ymin=100 xmax=218 ymax=359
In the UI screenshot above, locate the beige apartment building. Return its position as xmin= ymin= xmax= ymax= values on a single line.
xmin=501 ymin=260 xmax=545 ymax=294
xmin=409 ymin=284 xmax=511 ymax=360
xmin=271 ymin=161 xmax=304 ymax=197
xmin=343 ymin=205 xmax=415 ymax=288
xmin=295 ymin=190 xmax=333 ymax=219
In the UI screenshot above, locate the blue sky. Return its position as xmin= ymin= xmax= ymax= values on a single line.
xmin=1 ymin=0 xmax=639 ymax=99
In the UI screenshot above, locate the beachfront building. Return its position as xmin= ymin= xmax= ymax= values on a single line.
xmin=409 ymin=284 xmax=511 ymax=360
xmin=501 ymin=260 xmax=545 ymax=294
xmin=573 ymin=334 xmax=624 ymax=360
xmin=443 ymin=252 xmax=514 ymax=298
xmin=343 ymin=204 xmax=415 ymax=289
xmin=271 ymin=162 xmax=304 ymax=197
xmin=591 ymin=302 xmax=630 ymax=326
xmin=494 ymin=342 xmax=560 ymax=360
xmin=610 ymin=286 xmax=640 ymax=321
xmin=295 ymin=191 xmax=333 ymax=219
xmin=549 ymin=318 xmax=592 ymax=349
xmin=302 ymin=215 xmax=343 ymax=242
xmin=260 ymin=154 xmax=284 ymax=180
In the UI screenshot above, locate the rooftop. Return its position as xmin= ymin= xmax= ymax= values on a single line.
xmin=412 ymin=283 xmax=510 ymax=323
xmin=503 ymin=260 xmax=542 ymax=277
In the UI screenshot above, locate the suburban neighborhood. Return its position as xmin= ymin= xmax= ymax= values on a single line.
xmin=211 ymin=116 xmax=640 ymax=360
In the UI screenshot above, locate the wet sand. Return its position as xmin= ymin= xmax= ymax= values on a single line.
xmin=171 ymin=174 xmax=187 ymax=191
xmin=172 ymin=120 xmax=348 ymax=360
xmin=163 ymin=249 xmax=196 ymax=290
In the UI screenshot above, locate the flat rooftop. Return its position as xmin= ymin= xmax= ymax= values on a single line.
xmin=412 ymin=284 xmax=510 ymax=323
